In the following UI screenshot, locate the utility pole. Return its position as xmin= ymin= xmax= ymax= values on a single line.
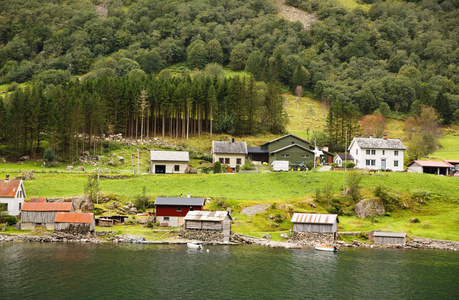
xmin=314 ymin=138 xmax=317 ymax=169
xmin=137 ymin=148 xmax=140 ymax=175
xmin=97 ymin=157 xmax=100 ymax=204
xmin=130 ymin=146 xmax=135 ymax=174
xmin=343 ymin=129 xmax=347 ymax=192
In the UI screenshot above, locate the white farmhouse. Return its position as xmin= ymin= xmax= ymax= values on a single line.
xmin=212 ymin=139 xmax=247 ymax=171
xmin=0 ymin=175 xmax=26 ymax=216
xmin=150 ymin=151 xmax=189 ymax=174
xmin=348 ymin=136 xmax=406 ymax=171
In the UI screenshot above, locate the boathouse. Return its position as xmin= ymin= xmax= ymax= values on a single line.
xmin=291 ymin=213 xmax=339 ymax=240
xmin=374 ymin=232 xmax=406 ymax=245
xmin=155 ymin=196 xmax=205 ymax=227
xmin=54 ymin=212 xmax=95 ymax=234
xmin=184 ymin=211 xmax=231 ymax=231
xmin=20 ymin=202 xmax=74 ymax=230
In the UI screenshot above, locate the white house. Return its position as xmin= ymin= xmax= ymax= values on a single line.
xmin=0 ymin=175 xmax=26 ymax=216
xmin=333 ymin=153 xmax=354 ymax=167
xmin=150 ymin=151 xmax=189 ymax=174
xmin=348 ymin=136 xmax=406 ymax=171
xmin=212 ymin=139 xmax=247 ymax=170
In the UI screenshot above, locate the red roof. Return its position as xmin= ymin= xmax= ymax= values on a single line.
xmin=54 ymin=212 xmax=94 ymax=224
xmin=410 ymin=160 xmax=454 ymax=168
xmin=21 ymin=202 xmax=73 ymax=212
xmin=445 ymin=160 xmax=459 ymax=164
xmin=29 ymin=197 xmax=46 ymax=203
xmin=0 ymin=179 xmax=21 ymax=197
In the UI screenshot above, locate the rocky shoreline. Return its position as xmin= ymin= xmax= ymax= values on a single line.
xmin=1 ymin=233 xmax=458 ymax=251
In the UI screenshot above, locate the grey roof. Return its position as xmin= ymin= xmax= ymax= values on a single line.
xmin=150 ymin=151 xmax=189 ymax=162
xmin=271 ymin=143 xmax=314 ymax=154
xmin=350 ymin=137 xmax=406 ymax=150
xmin=154 ymin=197 xmax=205 ymax=206
xmin=373 ymin=232 xmax=407 ymax=238
xmin=184 ymin=210 xmax=231 ymax=221
xmin=247 ymin=146 xmax=268 ymax=154
xmin=212 ymin=141 xmax=248 ymax=154
xmin=261 ymin=133 xmax=311 ymax=146
xmin=336 ymin=153 xmax=354 ymax=160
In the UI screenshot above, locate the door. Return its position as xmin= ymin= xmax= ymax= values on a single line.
xmin=381 ymin=159 xmax=386 ymax=170
xmin=155 ymin=165 xmax=166 ymax=174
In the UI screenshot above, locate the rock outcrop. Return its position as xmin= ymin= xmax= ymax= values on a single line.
xmin=355 ymin=199 xmax=385 ymax=218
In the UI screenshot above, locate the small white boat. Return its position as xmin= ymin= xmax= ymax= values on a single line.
xmin=187 ymin=243 xmax=203 ymax=250
xmin=315 ymin=244 xmax=338 ymax=252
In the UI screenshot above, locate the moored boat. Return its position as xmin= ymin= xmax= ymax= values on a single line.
xmin=315 ymin=243 xmax=338 ymax=252
xmin=187 ymin=242 xmax=203 ymax=250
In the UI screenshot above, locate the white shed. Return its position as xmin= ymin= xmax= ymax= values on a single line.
xmin=150 ymin=151 xmax=189 ymax=174
xmin=0 ymin=176 xmax=26 ymax=216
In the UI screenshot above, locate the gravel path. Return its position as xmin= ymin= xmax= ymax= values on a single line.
xmin=275 ymin=0 xmax=318 ymax=30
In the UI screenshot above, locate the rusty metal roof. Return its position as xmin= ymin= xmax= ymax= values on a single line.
xmin=291 ymin=213 xmax=339 ymax=224
xmin=0 ymin=179 xmax=22 ymax=198
xmin=374 ymin=232 xmax=406 ymax=238
xmin=184 ymin=210 xmax=231 ymax=221
xmin=21 ymin=202 xmax=73 ymax=212
xmin=29 ymin=197 xmax=46 ymax=203
xmin=408 ymin=160 xmax=454 ymax=168
xmin=54 ymin=212 xmax=94 ymax=224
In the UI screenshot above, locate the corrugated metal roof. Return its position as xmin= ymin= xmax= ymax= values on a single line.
xmin=184 ymin=210 xmax=231 ymax=221
xmin=408 ymin=160 xmax=453 ymax=168
xmin=271 ymin=143 xmax=314 ymax=154
xmin=29 ymin=197 xmax=46 ymax=203
xmin=154 ymin=197 xmax=205 ymax=206
xmin=150 ymin=151 xmax=189 ymax=162
xmin=0 ymin=179 xmax=22 ymax=198
xmin=373 ymin=232 xmax=406 ymax=238
xmin=21 ymin=202 xmax=73 ymax=212
xmin=351 ymin=137 xmax=406 ymax=150
xmin=212 ymin=141 xmax=248 ymax=154
xmin=247 ymin=146 xmax=268 ymax=154
xmin=54 ymin=212 xmax=94 ymax=224
xmin=291 ymin=213 xmax=339 ymax=224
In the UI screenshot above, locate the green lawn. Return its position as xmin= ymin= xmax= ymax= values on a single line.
xmin=337 ymin=0 xmax=370 ymax=11
xmin=430 ymin=131 xmax=459 ymax=160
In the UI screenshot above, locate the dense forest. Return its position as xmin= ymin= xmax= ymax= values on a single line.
xmin=1 ymin=0 xmax=459 ymax=157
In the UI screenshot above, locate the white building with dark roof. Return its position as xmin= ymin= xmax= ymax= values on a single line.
xmin=150 ymin=151 xmax=189 ymax=174
xmin=348 ymin=136 xmax=406 ymax=171
xmin=333 ymin=153 xmax=355 ymax=167
xmin=212 ymin=139 xmax=247 ymax=169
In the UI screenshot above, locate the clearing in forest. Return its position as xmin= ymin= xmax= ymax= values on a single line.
xmin=275 ymin=0 xmax=318 ymax=29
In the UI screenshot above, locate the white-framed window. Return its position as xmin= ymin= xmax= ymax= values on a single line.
xmin=371 ymin=150 xmax=376 ymax=155
xmin=371 ymin=160 xmax=375 ymax=166
xmin=366 ymin=160 xmax=371 ymax=166
xmin=394 ymin=150 xmax=399 ymax=156
xmin=394 ymin=160 xmax=399 ymax=167
xmin=164 ymin=217 xmax=169 ymax=221
xmin=367 ymin=159 xmax=375 ymax=166
xmin=301 ymin=154 xmax=310 ymax=158
xmin=366 ymin=150 xmax=370 ymax=155
xmin=225 ymin=158 xmax=230 ymax=164
xmin=236 ymin=158 xmax=242 ymax=165
xmin=174 ymin=165 xmax=180 ymax=172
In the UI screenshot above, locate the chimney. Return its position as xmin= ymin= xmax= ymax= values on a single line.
xmin=187 ymin=193 xmax=190 ymax=198
xmin=383 ymin=135 xmax=387 ymax=140
xmin=232 ymin=138 xmax=235 ymax=143
xmin=5 ymin=174 xmax=9 ymax=182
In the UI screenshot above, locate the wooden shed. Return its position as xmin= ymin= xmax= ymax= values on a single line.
xmin=291 ymin=213 xmax=339 ymax=240
xmin=54 ymin=212 xmax=95 ymax=234
xmin=374 ymin=232 xmax=406 ymax=245
xmin=20 ymin=202 xmax=74 ymax=230
xmin=184 ymin=211 xmax=231 ymax=231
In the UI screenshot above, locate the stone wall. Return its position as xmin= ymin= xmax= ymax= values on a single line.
xmin=179 ymin=230 xmax=224 ymax=242
xmin=290 ymin=232 xmax=335 ymax=246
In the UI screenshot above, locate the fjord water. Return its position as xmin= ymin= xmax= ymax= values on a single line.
xmin=1 ymin=243 xmax=458 ymax=299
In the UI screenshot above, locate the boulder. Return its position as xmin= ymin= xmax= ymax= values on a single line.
xmin=355 ymin=199 xmax=385 ymax=218
xmin=262 ymin=234 xmax=272 ymax=239
xmin=128 ymin=207 xmax=138 ymax=215
xmin=19 ymin=155 xmax=30 ymax=161
xmin=117 ymin=156 xmax=124 ymax=161
xmin=67 ymin=166 xmax=74 ymax=170
xmin=78 ymin=166 xmax=85 ymax=171
xmin=280 ymin=233 xmax=288 ymax=239
xmin=268 ymin=215 xmax=275 ymax=220
xmin=241 ymin=204 xmax=267 ymax=216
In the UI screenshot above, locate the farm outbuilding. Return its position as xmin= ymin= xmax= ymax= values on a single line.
xmin=20 ymin=202 xmax=74 ymax=230
xmin=54 ymin=212 xmax=95 ymax=234
xmin=407 ymin=160 xmax=454 ymax=175
xmin=184 ymin=211 xmax=231 ymax=231
xmin=155 ymin=196 xmax=205 ymax=227
xmin=374 ymin=232 xmax=407 ymax=245
xmin=291 ymin=213 xmax=339 ymax=240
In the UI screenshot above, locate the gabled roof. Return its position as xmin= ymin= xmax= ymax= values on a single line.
xmin=184 ymin=210 xmax=231 ymax=221
xmin=155 ymin=197 xmax=205 ymax=206
xmin=247 ymin=146 xmax=268 ymax=154
xmin=407 ymin=160 xmax=453 ymax=168
xmin=212 ymin=141 xmax=247 ymax=154
xmin=150 ymin=151 xmax=189 ymax=162
xmin=335 ymin=153 xmax=354 ymax=161
xmin=21 ymin=202 xmax=73 ymax=212
xmin=29 ymin=197 xmax=46 ymax=203
xmin=291 ymin=213 xmax=339 ymax=224
xmin=373 ymin=232 xmax=406 ymax=238
xmin=349 ymin=137 xmax=406 ymax=150
xmin=271 ymin=143 xmax=314 ymax=154
xmin=0 ymin=179 xmax=24 ymax=198
xmin=445 ymin=160 xmax=459 ymax=164
xmin=261 ymin=133 xmax=311 ymax=147
xmin=54 ymin=212 xmax=94 ymax=224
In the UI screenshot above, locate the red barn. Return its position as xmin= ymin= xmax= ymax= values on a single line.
xmin=154 ymin=196 xmax=205 ymax=227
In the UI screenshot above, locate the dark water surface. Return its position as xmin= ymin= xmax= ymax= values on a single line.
xmin=0 ymin=243 xmax=458 ymax=299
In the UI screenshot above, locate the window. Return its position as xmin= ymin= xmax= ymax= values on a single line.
xmin=371 ymin=160 xmax=376 ymax=166
xmin=301 ymin=154 xmax=310 ymax=158
xmin=394 ymin=160 xmax=399 ymax=167
xmin=382 ymin=150 xmax=385 ymax=155
xmin=356 ymin=149 xmax=358 ymax=155
xmin=164 ymin=217 xmax=169 ymax=221
xmin=366 ymin=150 xmax=370 ymax=155
xmin=174 ymin=165 xmax=180 ymax=172
xmin=394 ymin=150 xmax=399 ymax=156
xmin=219 ymin=158 xmax=224 ymax=163
xmin=281 ymin=154 xmax=290 ymax=158
xmin=176 ymin=206 xmax=182 ymax=212
xmin=366 ymin=160 xmax=371 ymax=166
xmin=366 ymin=160 xmax=375 ymax=166
xmin=236 ymin=158 xmax=242 ymax=165
xmin=225 ymin=158 xmax=230 ymax=164
xmin=190 ymin=207 xmax=194 ymax=211
xmin=371 ymin=150 xmax=376 ymax=155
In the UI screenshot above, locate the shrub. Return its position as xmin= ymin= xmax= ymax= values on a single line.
xmin=201 ymin=166 xmax=212 ymax=174
xmin=202 ymin=154 xmax=213 ymax=162
xmin=241 ymin=163 xmax=255 ymax=170
xmin=274 ymin=213 xmax=286 ymax=224
xmin=305 ymin=161 xmax=314 ymax=170
xmin=374 ymin=185 xmax=400 ymax=212
xmin=221 ymin=164 xmax=229 ymax=173
xmin=44 ymin=147 xmax=56 ymax=163
xmin=134 ymin=186 xmax=152 ymax=211
xmin=344 ymin=162 xmax=355 ymax=168
xmin=0 ymin=215 xmax=18 ymax=226
xmin=347 ymin=171 xmax=362 ymax=202
xmin=213 ymin=161 xmax=222 ymax=173
xmin=330 ymin=162 xmax=337 ymax=168
xmin=235 ymin=165 xmax=240 ymax=172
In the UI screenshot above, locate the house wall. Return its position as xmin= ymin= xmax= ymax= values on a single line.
xmin=156 ymin=205 xmax=202 ymax=217
xmin=407 ymin=164 xmax=423 ymax=173
xmin=374 ymin=236 xmax=406 ymax=245
xmin=349 ymin=143 xmax=404 ymax=171
xmin=334 ymin=157 xmax=343 ymax=166
xmin=0 ymin=197 xmax=24 ymax=216
xmin=270 ymin=147 xmax=314 ymax=165
xmin=157 ymin=216 xmax=183 ymax=227
xmin=266 ymin=136 xmax=312 ymax=153
xmin=150 ymin=161 xmax=188 ymax=174
xmin=54 ymin=221 xmax=95 ymax=233
xmin=293 ymin=223 xmax=336 ymax=233
xmin=20 ymin=209 xmax=74 ymax=230
xmin=212 ymin=153 xmax=245 ymax=168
